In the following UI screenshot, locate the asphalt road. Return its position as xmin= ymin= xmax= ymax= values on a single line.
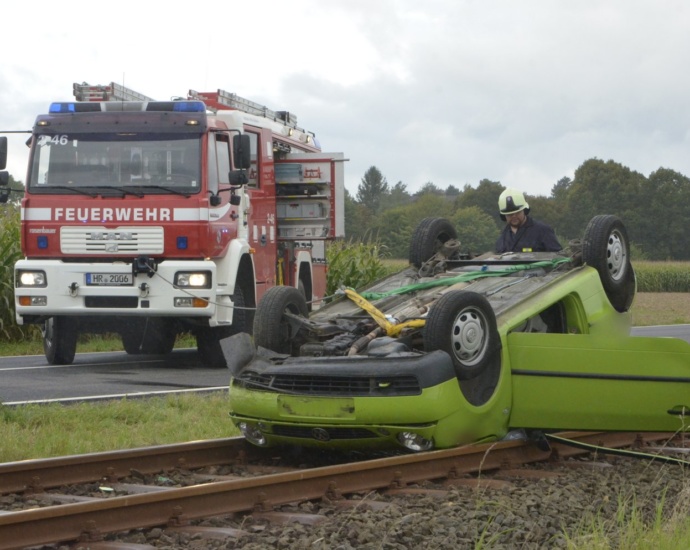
xmin=631 ymin=324 xmax=690 ymax=342
xmin=0 ymin=348 xmax=232 ymax=405
xmin=0 ymin=325 xmax=688 ymax=404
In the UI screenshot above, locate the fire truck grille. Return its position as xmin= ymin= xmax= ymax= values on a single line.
xmin=85 ymin=297 xmax=139 ymax=308
xmin=60 ymin=227 xmax=164 ymax=254
xmin=237 ymin=373 xmax=422 ymax=397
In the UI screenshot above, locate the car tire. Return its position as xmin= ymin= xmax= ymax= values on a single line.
xmin=582 ymin=215 xmax=636 ymax=312
xmin=196 ymin=287 xmax=246 ymax=368
xmin=253 ymin=286 xmax=309 ymax=354
xmin=424 ymin=290 xmax=501 ymax=380
xmin=409 ymin=217 xmax=458 ymax=268
xmin=43 ymin=316 xmax=78 ymax=365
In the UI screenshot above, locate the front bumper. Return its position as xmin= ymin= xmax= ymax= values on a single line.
xmin=14 ymin=258 xmax=222 ymax=323
xmin=228 ymin=351 xmax=509 ymax=450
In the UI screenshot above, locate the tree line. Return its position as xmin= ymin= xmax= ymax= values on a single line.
xmin=347 ymin=159 xmax=690 ymax=260
xmin=3 ymin=157 xmax=689 ymax=261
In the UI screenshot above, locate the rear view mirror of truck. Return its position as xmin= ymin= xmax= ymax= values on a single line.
xmin=0 ymin=137 xmax=7 ymax=170
xmin=233 ymin=134 xmax=251 ymax=170
xmin=0 ymin=171 xmax=9 ymax=203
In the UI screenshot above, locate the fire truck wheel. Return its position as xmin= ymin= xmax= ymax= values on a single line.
xmin=423 ymin=290 xmax=501 ymax=380
xmin=43 ymin=316 xmax=78 ymax=365
xmin=409 ymin=218 xmax=458 ymax=268
xmin=582 ymin=215 xmax=636 ymax=312
xmin=122 ymin=319 xmax=176 ymax=355
xmin=196 ymin=287 xmax=247 ymax=368
xmin=253 ymin=286 xmax=309 ymax=354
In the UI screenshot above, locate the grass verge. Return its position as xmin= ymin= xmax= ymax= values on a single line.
xmin=0 ymin=393 xmax=235 ymax=462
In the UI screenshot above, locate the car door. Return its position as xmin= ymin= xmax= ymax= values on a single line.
xmin=507 ymin=331 xmax=690 ymax=433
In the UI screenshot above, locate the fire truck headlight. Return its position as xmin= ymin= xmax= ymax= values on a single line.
xmin=174 ymin=271 xmax=211 ymax=288
xmin=17 ymin=270 xmax=47 ymax=287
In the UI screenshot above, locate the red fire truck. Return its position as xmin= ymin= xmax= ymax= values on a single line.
xmin=0 ymin=82 xmax=344 ymax=367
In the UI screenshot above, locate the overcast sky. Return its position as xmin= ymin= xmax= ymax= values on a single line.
xmin=2 ymin=0 xmax=689 ymax=198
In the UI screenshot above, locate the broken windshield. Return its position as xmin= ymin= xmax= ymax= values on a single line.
xmin=28 ymin=132 xmax=201 ymax=195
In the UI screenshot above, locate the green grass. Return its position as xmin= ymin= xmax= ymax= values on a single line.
xmin=567 ymin=487 xmax=690 ymax=549
xmin=0 ymin=393 xmax=236 ymax=462
xmin=0 ymin=332 xmax=197 ymax=357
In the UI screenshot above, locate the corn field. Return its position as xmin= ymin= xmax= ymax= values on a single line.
xmin=325 ymin=239 xmax=389 ymax=297
xmin=0 ymin=207 xmax=26 ymax=340
xmin=633 ymin=261 xmax=690 ymax=293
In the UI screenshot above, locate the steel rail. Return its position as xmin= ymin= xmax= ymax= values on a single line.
xmin=0 ymin=437 xmax=256 ymax=495
xmin=0 ymin=431 xmax=676 ymax=550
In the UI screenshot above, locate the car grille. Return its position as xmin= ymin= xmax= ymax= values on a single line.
xmin=238 ymin=373 xmax=422 ymax=396
xmin=272 ymin=425 xmax=378 ymax=440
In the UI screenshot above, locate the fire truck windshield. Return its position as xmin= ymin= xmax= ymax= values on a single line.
xmin=28 ymin=133 xmax=201 ymax=194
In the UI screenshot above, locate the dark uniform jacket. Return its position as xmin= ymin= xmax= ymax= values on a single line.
xmin=495 ymin=216 xmax=562 ymax=253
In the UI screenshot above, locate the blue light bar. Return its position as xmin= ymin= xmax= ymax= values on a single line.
xmin=49 ymin=102 xmax=102 ymax=113
xmin=177 ymin=236 xmax=188 ymax=250
xmin=37 ymin=236 xmax=48 ymax=249
xmin=49 ymin=101 xmax=205 ymax=114
xmin=173 ymin=101 xmax=206 ymax=113
xmin=145 ymin=101 xmax=206 ymax=113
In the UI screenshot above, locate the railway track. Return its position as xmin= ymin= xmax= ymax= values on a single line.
xmin=0 ymin=431 xmax=685 ymax=549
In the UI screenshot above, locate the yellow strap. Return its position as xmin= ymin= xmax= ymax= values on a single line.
xmin=343 ymin=288 xmax=425 ymax=337
xmin=277 ymin=258 xmax=284 ymax=286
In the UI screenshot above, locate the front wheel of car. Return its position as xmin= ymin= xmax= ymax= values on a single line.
xmin=253 ymin=286 xmax=309 ymax=354
xmin=582 ymin=215 xmax=636 ymax=312
xmin=409 ymin=217 xmax=458 ymax=268
xmin=424 ymin=290 xmax=500 ymax=380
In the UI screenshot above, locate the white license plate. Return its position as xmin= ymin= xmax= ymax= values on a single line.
xmin=85 ymin=273 xmax=133 ymax=286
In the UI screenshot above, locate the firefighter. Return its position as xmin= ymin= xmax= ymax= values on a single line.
xmin=495 ymin=188 xmax=561 ymax=253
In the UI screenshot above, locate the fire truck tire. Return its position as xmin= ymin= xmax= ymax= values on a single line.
xmin=196 ymin=287 xmax=247 ymax=368
xmin=582 ymin=215 xmax=636 ymax=312
xmin=122 ymin=319 xmax=176 ymax=355
xmin=43 ymin=316 xmax=78 ymax=365
xmin=409 ymin=218 xmax=458 ymax=268
xmin=423 ymin=290 xmax=501 ymax=380
xmin=253 ymin=286 xmax=309 ymax=354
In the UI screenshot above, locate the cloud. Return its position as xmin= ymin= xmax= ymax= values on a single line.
xmin=3 ymin=0 xmax=690 ymax=199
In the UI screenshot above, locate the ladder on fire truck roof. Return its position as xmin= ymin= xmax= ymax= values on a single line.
xmin=73 ymin=82 xmax=154 ymax=102
xmin=188 ymin=89 xmax=299 ymax=128
xmin=73 ymin=82 xmax=301 ymax=130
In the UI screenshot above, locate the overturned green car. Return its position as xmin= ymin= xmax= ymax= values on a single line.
xmin=226 ymin=215 xmax=690 ymax=451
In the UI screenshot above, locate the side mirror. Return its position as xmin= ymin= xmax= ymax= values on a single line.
xmin=230 ymin=193 xmax=241 ymax=206
xmin=233 ymin=134 xmax=251 ymax=170
xmin=0 ymin=137 xmax=7 ymax=170
xmin=0 ymin=171 xmax=9 ymax=204
xmin=228 ymin=170 xmax=248 ymax=185
xmin=209 ymin=194 xmax=222 ymax=207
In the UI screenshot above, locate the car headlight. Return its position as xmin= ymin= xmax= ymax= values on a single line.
xmin=174 ymin=271 xmax=211 ymax=288
xmin=397 ymin=431 xmax=434 ymax=452
xmin=237 ymin=422 xmax=268 ymax=446
xmin=17 ymin=270 xmax=47 ymax=287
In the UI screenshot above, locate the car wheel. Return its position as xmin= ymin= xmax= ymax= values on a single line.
xmin=196 ymin=287 xmax=246 ymax=368
xmin=253 ymin=286 xmax=309 ymax=354
xmin=409 ymin=217 xmax=458 ymax=268
xmin=582 ymin=215 xmax=636 ymax=312
xmin=43 ymin=316 xmax=78 ymax=365
xmin=424 ymin=291 xmax=500 ymax=380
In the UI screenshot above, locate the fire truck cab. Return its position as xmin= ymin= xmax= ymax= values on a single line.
xmin=1 ymin=82 xmax=344 ymax=367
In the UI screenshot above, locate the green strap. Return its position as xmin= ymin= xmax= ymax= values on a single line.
xmin=359 ymin=258 xmax=572 ymax=300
